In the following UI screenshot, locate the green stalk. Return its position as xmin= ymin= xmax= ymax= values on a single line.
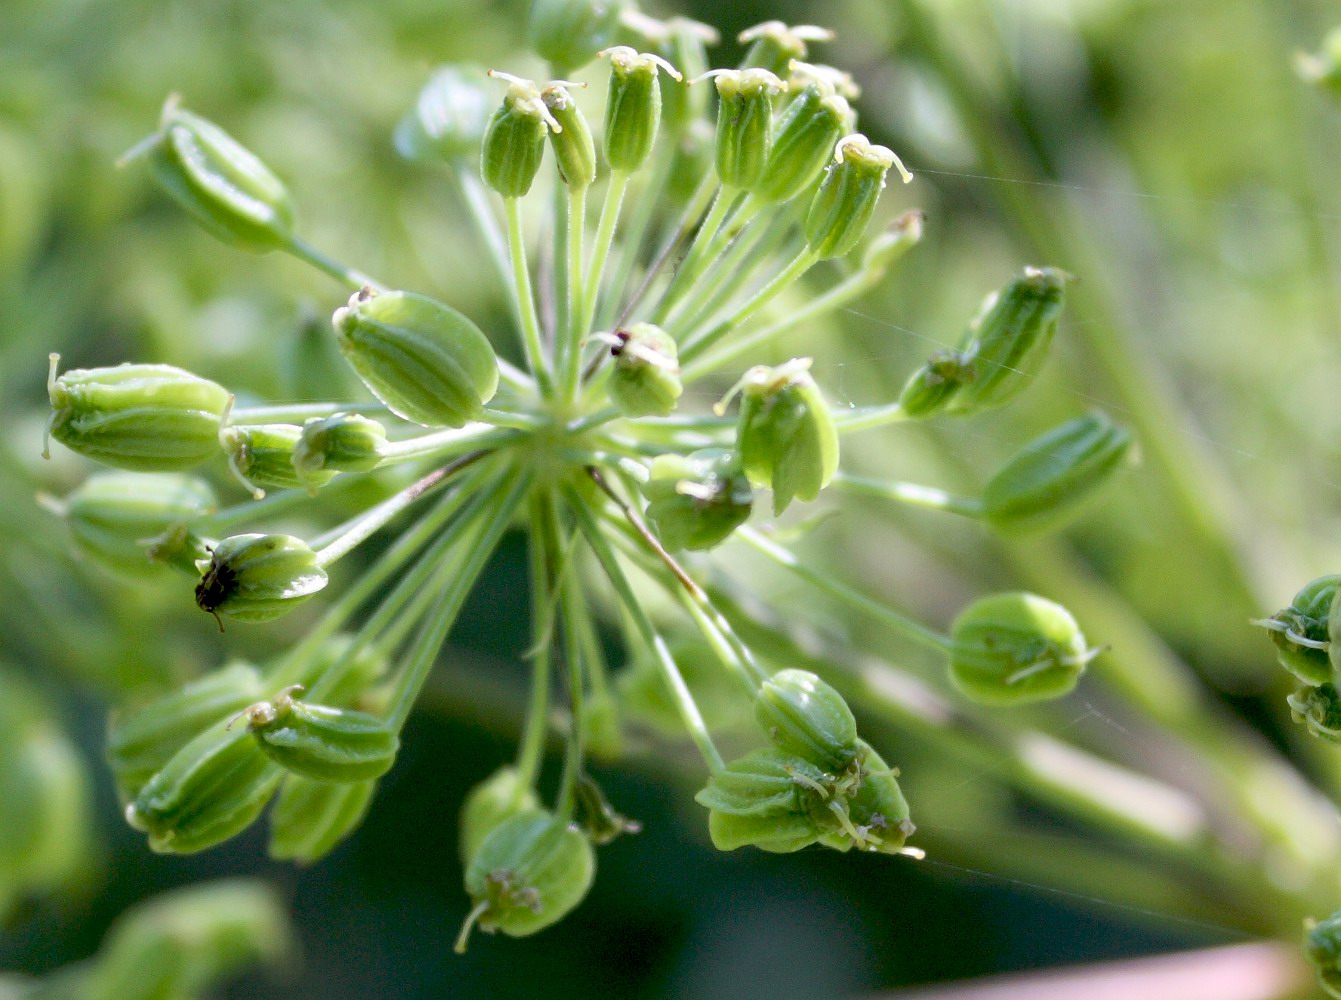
xmin=581 ymin=170 xmax=631 ymax=344
xmin=284 ymin=237 xmax=383 ymax=291
xmin=834 ymin=402 xmax=911 ymax=434
xmin=619 ymin=170 xmax=719 ymax=325
xmin=835 ymin=472 xmax=983 ymax=518
xmin=548 ymin=498 xmax=586 ymax=820
xmin=678 ymin=247 xmax=820 ymax=360
xmin=451 ymin=164 xmax=513 ymax=300
xmin=663 ymin=203 xmax=778 ymax=334
xmin=230 ymin=401 xmax=388 ymax=424
xmin=385 ymin=468 xmax=530 ymax=728
xmin=377 ymin=426 xmax=518 ymax=465
xmin=597 ymin=146 xmax=676 ymax=330
xmin=564 ymin=483 xmax=724 ymax=773
xmin=516 ymin=492 xmax=554 ymax=790
xmin=558 ymin=184 xmax=588 ymax=402
xmin=650 ymin=186 xmax=738 ymax=323
xmin=505 ymin=196 xmax=552 ymax=394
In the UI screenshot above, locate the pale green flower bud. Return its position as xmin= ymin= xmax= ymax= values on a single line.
xmin=755 ymin=669 xmax=858 ymax=773
xmin=805 ymin=134 xmax=912 ymax=260
xmin=460 ymin=766 xmax=541 ymax=864
xmin=724 ymin=358 xmax=839 ymax=514
xmin=620 ymin=13 xmax=718 ymax=134
xmin=526 ymin=0 xmax=625 ymax=72
xmin=705 ymin=68 xmax=785 ymax=190
xmin=292 ymin=412 xmax=386 ymax=490
xmin=332 ymin=287 xmax=499 ymax=428
xmin=457 ymin=809 xmax=595 ymax=951
xmin=395 ymin=65 xmax=493 ymax=163
xmin=947 ymin=267 xmax=1069 ymax=415
xmin=268 ymin=775 xmax=377 ymax=864
xmin=756 ymin=83 xmax=852 ymax=204
xmin=107 ymin=661 xmax=264 ymax=800
xmin=54 ymin=471 xmax=215 ymax=578
xmin=1257 ymin=576 xmax=1340 ymax=686
xmin=605 ymin=322 xmax=682 ymax=417
xmin=194 ymin=533 xmax=328 ymax=626
xmin=219 ymin=422 xmax=318 ymax=499
xmin=542 ymin=83 xmax=597 ymax=189
xmin=738 ymin=21 xmax=835 ymax=77
xmin=981 ymin=412 xmax=1133 ymax=536
xmin=949 ymin=593 xmax=1097 ymax=705
xmin=481 ymin=72 xmax=557 ymax=197
xmin=129 ymin=97 xmax=296 ymax=253
xmin=896 ymin=350 xmax=973 ymax=419
xmin=241 ymin=685 xmax=398 ymax=783
xmin=126 ymin=717 xmax=280 ymax=854
xmin=641 ymin=447 xmax=752 ymax=551
xmin=601 ymin=47 xmax=680 ymax=172
xmin=46 ymin=355 xmax=230 ymax=471
xmin=1307 ymin=905 xmax=1341 ymax=999
xmin=1288 ymin=683 xmax=1341 ymax=744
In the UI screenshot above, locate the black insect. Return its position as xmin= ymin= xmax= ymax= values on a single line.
xmin=194 ymin=548 xmax=236 ymax=632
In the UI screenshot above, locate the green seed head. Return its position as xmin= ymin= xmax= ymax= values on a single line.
xmin=949 ymin=592 xmax=1096 ymax=705
xmin=134 ymin=97 xmax=296 ymax=252
xmin=1288 ymin=683 xmax=1341 ymax=744
xmin=46 ymin=355 xmax=231 ymax=472
xmin=804 ymin=134 xmax=912 ymax=260
xmin=460 ymin=766 xmax=541 ymax=864
xmin=395 ymin=65 xmax=493 ymax=163
xmin=754 ymin=668 xmax=859 ymax=773
xmin=107 ymin=661 xmax=264 ymax=801
xmin=621 ymin=13 xmax=718 ymax=134
xmin=1257 ymin=576 xmax=1341 ymax=686
xmin=243 ymin=685 xmax=399 ymax=783
xmin=55 ymin=471 xmax=215 ymax=579
xmin=738 ymin=21 xmax=835 ymax=77
xmin=706 ymin=68 xmax=785 ymax=190
xmin=526 ymin=0 xmax=626 ymax=72
xmin=292 ymin=412 xmax=387 ymax=489
xmin=726 ymin=358 xmax=839 ymax=515
xmin=541 ymin=83 xmax=597 ymax=189
xmin=756 ymin=83 xmax=852 ymax=204
xmin=605 ymin=322 xmax=683 ymax=417
xmin=481 ymin=72 xmax=556 ymax=197
xmin=896 ymin=350 xmax=974 ymax=419
xmin=194 ymin=533 xmax=328 ymax=626
xmin=981 ymin=412 xmax=1134 ymax=536
xmin=601 ymin=46 xmax=680 ymax=172
xmin=268 ymin=775 xmax=377 ymax=864
xmin=126 ymin=717 xmax=280 ymax=854
xmin=1307 ymin=906 xmax=1341 ymax=999
xmin=947 ymin=266 xmax=1069 ymax=415
xmin=332 ymin=287 xmax=499 ymax=428
xmin=641 ymin=447 xmax=752 ymax=551
xmin=457 ymin=809 xmax=595 ymax=951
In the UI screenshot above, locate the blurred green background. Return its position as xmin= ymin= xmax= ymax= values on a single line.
xmin=5 ymin=0 xmax=1341 ymax=995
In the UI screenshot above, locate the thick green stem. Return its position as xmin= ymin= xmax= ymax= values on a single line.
xmin=558 ymin=185 xmax=588 ymax=402
xmin=834 ymin=402 xmax=912 ymax=434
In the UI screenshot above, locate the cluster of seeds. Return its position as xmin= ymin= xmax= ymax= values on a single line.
xmin=39 ymin=1 xmax=1136 ymax=947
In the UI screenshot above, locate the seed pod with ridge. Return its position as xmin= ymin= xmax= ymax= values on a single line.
xmin=694 ymin=747 xmax=832 ymax=820
xmin=981 ymin=412 xmax=1133 ymax=536
xmin=268 ymin=775 xmax=377 ymax=864
xmin=107 ymin=661 xmax=264 ymax=800
xmin=949 ymin=592 xmax=1096 ymax=705
xmin=754 ymin=669 xmax=858 ymax=773
xmin=240 ymin=685 xmax=398 ymax=783
xmin=460 ymin=766 xmax=541 ymax=863
xmin=896 ymin=350 xmax=974 ymax=419
xmin=219 ymin=422 xmax=319 ymax=499
xmin=481 ymin=72 xmax=557 ymax=198
xmin=541 ymin=83 xmax=597 ymax=189
xmin=620 ymin=13 xmax=718 ymax=135
xmin=725 ymin=358 xmax=839 ymax=514
xmin=704 ymin=68 xmax=785 ymax=190
xmin=756 ymin=81 xmax=852 ymax=204
xmin=126 ymin=717 xmax=281 ymax=854
xmin=1288 ymin=683 xmax=1341 ymax=744
xmin=601 ymin=47 xmax=680 ymax=173
xmin=194 ymin=533 xmax=328 ymax=626
xmin=332 ymin=287 xmax=499 ymax=428
xmin=805 ymin=134 xmax=912 ymax=260
xmin=641 ymin=447 xmax=753 ymax=551
xmin=738 ymin=21 xmax=835 ymax=77
xmin=605 ymin=322 xmax=682 ymax=417
xmin=292 ymin=412 xmax=386 ymax=491
xmin=456 ymin=808 xmax=595 ymax=951
xmin=707 ymin=809 xmax=823 ymax=854
xmin=947 ymin=267 xmax=1069 ymax=415
xmin=1307 ymin=905 xmax=1341 ymax=999
xmin=129 ymin=98 xmax=296 ymax=253
xmin=46 ymin=356 xmax=230 ymax=472
xmin=1257 ymin=576 xmax=1340 ymax=687
xmin=526 ymin=0 xmax=625 ymax=72
xmin=394 ymin=65 xmax=493 ymax=163
xmin=55 ymin=471 xmax=216 ymax=579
